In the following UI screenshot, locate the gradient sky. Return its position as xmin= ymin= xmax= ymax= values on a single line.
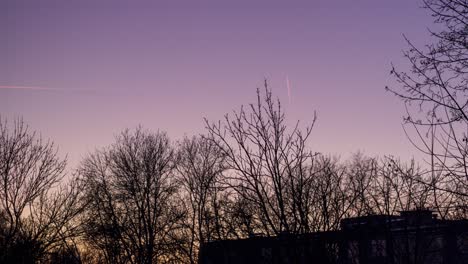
xmin=1 ymin=0 xmax=436 ymax=169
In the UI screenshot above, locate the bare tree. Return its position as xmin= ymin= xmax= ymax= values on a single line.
xmin=387 ymin=0 xmax=468 ymax=217
xmin=345 ymin=153 xmax=378 ymax=217
xmin=80 ymin=127 xmax=185 ymax=264
xmin=0 ymin=118 xmax=84 ymax=263
xmin=176 ymin=136 xmax=231 ymax=263
xmin=345 ymin=153 xmax=440 ymax=217
xmin=204 ymin=82 xmax=320 ymax=236
xmin=307 ymin=156 xmax=350 ymax=232
xmin=23 ymin=177 xmax=86 ymax=263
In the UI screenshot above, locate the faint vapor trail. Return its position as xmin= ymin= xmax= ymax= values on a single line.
xmin=0 ymin=85 xmax=97 ymax=95
xmin=286 ymin=75 xmax=291 ymax=104
xmin=0 ymin=85 xmax=59 ymax=91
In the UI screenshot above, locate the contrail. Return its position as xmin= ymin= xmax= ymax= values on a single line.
xmin=0 ymin=85 xmax=59 ymax=91
xmin=0 ymin=85 xmax=97 ymax=95
xmin=286 ymin=75 xmax=291 ymax=104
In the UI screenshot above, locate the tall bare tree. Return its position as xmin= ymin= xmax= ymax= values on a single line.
xmin=176 ymin=136 xmax=232 ymax=263
xmin=0 ymin=118 xmax=83 ymax=263
xmin=388 ymin=0 xmax=468 ymax=218
xmin=80 ymin=127 xmax=185 ymax=264
xmin=205 ymin=83 xmax=320 ymax=235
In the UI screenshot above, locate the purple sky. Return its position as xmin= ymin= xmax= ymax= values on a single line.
xmin=1 ymin=0 xmax=435 ymax=169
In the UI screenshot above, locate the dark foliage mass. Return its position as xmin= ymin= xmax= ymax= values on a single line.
xmin=1 ymin=1 xmax=467 ymax=263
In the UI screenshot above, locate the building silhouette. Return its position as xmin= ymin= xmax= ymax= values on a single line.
xmin=199 ymin=210 xmax=468 ymax=264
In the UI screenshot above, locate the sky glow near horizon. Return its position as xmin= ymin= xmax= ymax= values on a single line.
xmin=1 ymin=0 xmax=437 ymax=169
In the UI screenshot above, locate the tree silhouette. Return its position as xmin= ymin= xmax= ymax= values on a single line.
xmin=80 ymin=128 xmax=185 ymax=264
xmin=205 ymin=82 xmax=322 ymax=235
xmin=388 ymin=0 xmax=468 ymax=218
xmin=176 ymin=136 xmax=234 ymax=263
xmin=0 ymin=118 xmax=83 ymax=263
